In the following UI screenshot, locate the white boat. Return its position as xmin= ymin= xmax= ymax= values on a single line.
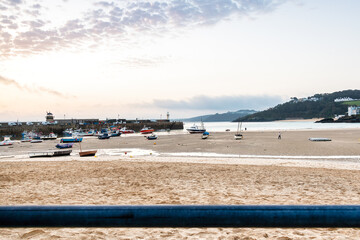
xmin=234 ymin=122 xmax=243 ymax=140
xmin=186 ymin=121 xmax=206 ymax=134
xmin=30 ymin=139 xmax=43 ymax=143
xmin=0 ymin=136 xmax=13 ymax=146
xmin=41 ymin=132 xmax=57 ymax=140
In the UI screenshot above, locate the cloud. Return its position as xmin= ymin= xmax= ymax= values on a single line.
xmin=141 ymin=95 xmax=284 ymax=111
xmin=0 ymin=0 xmax=288 ymax=58
xmin=0 ymin=74 xmax=67 ymax=97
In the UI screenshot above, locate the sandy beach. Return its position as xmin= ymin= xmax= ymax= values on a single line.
xmin=1 ymin=129 xmax=360 ymax=239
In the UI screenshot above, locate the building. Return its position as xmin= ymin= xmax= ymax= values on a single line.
xmin=348 ymin=106 xmax=360 ymax=116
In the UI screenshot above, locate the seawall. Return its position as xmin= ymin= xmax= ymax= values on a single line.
xmin=0 ymin=122 xmax=184 ymax=139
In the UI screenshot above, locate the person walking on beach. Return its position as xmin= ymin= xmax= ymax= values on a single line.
xmin=278 ymin=132 xmax=281 ymax=140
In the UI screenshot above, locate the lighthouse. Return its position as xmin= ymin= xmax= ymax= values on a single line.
xmin=46 ymin=111 xmax=55 ymax=123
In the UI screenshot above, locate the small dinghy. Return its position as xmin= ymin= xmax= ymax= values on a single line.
xmin=309 ymin=138 xmax=332 ymax=142
xmin=146 ymin=134 xmax=158 ymax=140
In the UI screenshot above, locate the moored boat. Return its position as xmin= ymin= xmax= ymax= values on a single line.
xmin=56 ymin=143 xmax=74 ymax=149
xmin=186 ymin=122 xmax=206 ymax=134
xmin=60 ymin=137 xmax=83 ymax=143
xmin=119 ymin=127 xmax=135 ymax=134
xmin=0 ymin=136 xmax=13 ymax=146
xmin=234 ymin=122 xmax=243 ymax=140
xmin=30 ymin=139 xmax=43 ymax=143
xmin=140 ymin=126 xmax=154 ymax=134
xmin=146 ymin=134 xmax=158 ymax=140
xmin=41 ymin=132 xmax=57 ymax=140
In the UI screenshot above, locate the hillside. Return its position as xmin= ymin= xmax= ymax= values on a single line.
xmin=234 ymin=89 xmax=360 ymax=122
xmin=182 ymin=110 xmax=257 ymax=122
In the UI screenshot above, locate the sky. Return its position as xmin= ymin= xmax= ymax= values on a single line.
xmin=0 ymin=0 xmax=360 ymax=121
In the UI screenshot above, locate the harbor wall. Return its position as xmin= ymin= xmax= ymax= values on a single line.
xmin=0 ymin=122 xmax=184 ymax=139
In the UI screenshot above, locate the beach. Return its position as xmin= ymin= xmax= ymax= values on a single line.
xmin=1 ymin=129 xmax=360 ymax=239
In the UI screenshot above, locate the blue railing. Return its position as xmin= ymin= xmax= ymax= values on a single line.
xmin=1 ymin=205 xmax=360 ymax=228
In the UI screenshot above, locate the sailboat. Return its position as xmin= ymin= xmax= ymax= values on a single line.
xmin=234 ymin=122 xmax=243 ymax=140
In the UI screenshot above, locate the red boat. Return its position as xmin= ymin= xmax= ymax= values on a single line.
xmin=140 ymin=126 xmax=154 ymax=134
xmin=120 ymin=127 xmax=135 ymax=134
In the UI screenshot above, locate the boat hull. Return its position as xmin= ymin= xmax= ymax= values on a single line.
xmin=79 ymin=150 xmax=97 ymax=157
xmin=60 ymin=138 xmax=83 ymax=143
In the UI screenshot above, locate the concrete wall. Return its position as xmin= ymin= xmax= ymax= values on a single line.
xmin=0 ymin=122 xmax=184 ymax=139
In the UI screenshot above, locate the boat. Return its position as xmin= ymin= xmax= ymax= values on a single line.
xmin=41 ymin=132 xmax=57 ymax=140
xmin=119 ymin=127 xmax=135 ymax=134
xmin=30 ymin=139 xmax=43 ymax=143
xmin=186 ymin=121 xmax=206 ymax=134
xmin=98 ymin=133 xmax=110 ymax=139
xmin=21 ymin=137 xmax=32 ymax=142
xmin=0 ymin=136 xmax=13 ymax=146
xmin=60 ymin=137 xmax=83 ymax=143
xmin=29 ymin=149 xmax=72 ymax=158
xmin=309 ymin=138 xmax=332 ymax=142
xmin=234 ymin=122 xmax=243 ymax=140
xmin=202 ymin=131 xmax=209 ymax=139
xmin=110 ymin=130 xmax=121 ymax=137
xmin=79 ymin=150 xmax=97 ymax=157
xmin=146 ymin=134 xmax=158 ymax=140
xmin=55 ymin=143 xmax=74 ymax=149
xmin=140 ymin=126 xmax=154 ymax=134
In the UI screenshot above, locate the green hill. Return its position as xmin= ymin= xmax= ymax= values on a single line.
xmin=234 ymin=89 xmax=360 ymax=122
xmin=182 ymin=110 xmax=257 ymax=122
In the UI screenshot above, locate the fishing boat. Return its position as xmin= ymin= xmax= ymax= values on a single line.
xmin=55 ymin=143 xmax=74 ymax=149
xmin=110 ymin=130 xmax=121 ymax=137
xmin=0 ymin=136 xmax=13 ymax=146
xmin=140 ymin=126 xmax=154 ymax=134
xmin=234 ymin=122 xmax=243 ymax=140
xmin=186 ymin=121 xmax=206 ymax=134
xmin=119 ymin=127 xmax=135 ymax=134
xmin=98 ymin=133 xmax=110 ymax=139
xmin=41 ymin=132 xmax=57 ymax=140
xmin=30 ymin=139 xmax=43 ymax=143
xmin=21 ymin=137 xmax=32 ymax=142
xmin=60 ymin=137 xmax=83 ymax=143
xmin=146 ymin=134 xmax=158 ymax=140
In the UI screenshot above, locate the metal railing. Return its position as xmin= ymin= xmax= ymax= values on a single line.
xmin=1 ymin=205 xmax=360 ymax=228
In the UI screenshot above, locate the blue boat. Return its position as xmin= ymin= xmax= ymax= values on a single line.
xmin=56 ymin=143 xmax=74 ymax=149
xmin=60 ymin=137 xmax=83 ymax=143
xmin=146 ymin=134 xmax=158 ymax=140
xmin=98 ymin=133 xmax=110 ymax=139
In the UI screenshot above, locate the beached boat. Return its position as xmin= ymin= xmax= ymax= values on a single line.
xmin=60 ymin=137 xmax=83 ymax=143
xmin=202 ymin=131 xmax=209 ymax=139
xmin=110 ymin=130 xmax=121 ymax=137
xmin=0 ymin=136 xmax=13 ymax=146
xmin=55 ymin=143 xmax=74 ymax=149
xmin=119 ymin=127 xmax=135 ymax=134
xmin=186 ymin=121 xmax=206 ymax=134
xmin=146 ymin=134 xmax=158 ymax=140
xmin=30 ymin=139 xmax=43 ymax=143
xmin=234 ymin=122 xmax=243 ymax=140
xmin=140 ymin=126 xmax=154 ymax=134
xmin=98 ymin=133 xmax=110 ymax=139
xmin=309 ymin=138 xmax=332 ymax=142
xmin=21 ymin=137 xmax=32 ymax=142
xmin=41 ymin=132 xmax=57 ymax=140
xmin=79 ymin=150 xmax=97 ymax=157
xmin=29 ymin=149 xmax=72 ymax=158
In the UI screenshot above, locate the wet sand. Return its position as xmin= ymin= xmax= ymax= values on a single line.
xmin=1 ymin=129 xmax=360 ymax=239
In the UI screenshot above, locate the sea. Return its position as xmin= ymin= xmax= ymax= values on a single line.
xmin=183 ymin=121 xmax=360 ymax=132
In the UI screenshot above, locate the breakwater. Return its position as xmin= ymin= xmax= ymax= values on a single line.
xmin=0 ymin=122 xmax=184 ymax=139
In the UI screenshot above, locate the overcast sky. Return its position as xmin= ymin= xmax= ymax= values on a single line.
xmin=1 ymin=0 xmax=359 ymax=121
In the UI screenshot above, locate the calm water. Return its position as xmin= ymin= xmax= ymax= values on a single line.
xmin=183 ymin=121 xmax=360 ymax=132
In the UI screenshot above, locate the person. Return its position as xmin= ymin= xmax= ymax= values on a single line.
xmin=278 ymin=132 xmax=281 ymax=140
